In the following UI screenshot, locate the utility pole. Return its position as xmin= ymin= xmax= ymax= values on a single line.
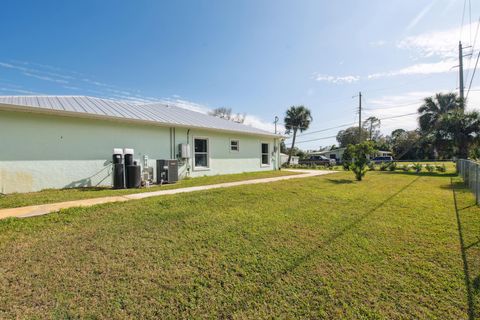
xmin=274 ymin=116 xmax=279 ymax=134
xmin=358 ymin=91 xmax=362 ymax=143
xmin=459 ymin=41 xmax=465 ymax=100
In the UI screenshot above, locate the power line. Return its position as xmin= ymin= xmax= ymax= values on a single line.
xmin=295 ymin=122 xmax=356 ymax=137
xmin=289 ymin=112 xmax=418 ymax=144
xmin=464 ymin=17 xmax=480 ymax=83
xmin=363 ymin=101 xmax=422 ymax=111
xmin=466 ymin=46 xmax=480 ymax=100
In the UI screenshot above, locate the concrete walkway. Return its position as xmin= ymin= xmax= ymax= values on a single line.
xmin=0 ymin=170 xmax=334 ymax=220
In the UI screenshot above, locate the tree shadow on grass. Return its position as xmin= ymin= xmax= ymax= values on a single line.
xmin=223 ymin=175 xmax=422 ymax=316
xmin=325 ymin=178 xmax=354 ymax=184
xmin=382 ymin=171 xmax=457 ymax=178
xmin=451 ymin=178 xmax=478 ymax=320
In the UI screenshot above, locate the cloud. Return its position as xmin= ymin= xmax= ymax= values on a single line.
xmin=313 ymin=73 xmax=360 ymax=84
xmin=405 ymin=0 xmax=436 ymax=31
xmin=397 ymin=22 xmax=477 ymax=58
xmin=367 ymin=59 xmax=463 ymax=79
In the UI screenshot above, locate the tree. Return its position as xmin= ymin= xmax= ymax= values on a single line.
xmin=209 ymin=107 xmax=246 ymax=123
xmin=363 ymin=116 xmax=381 ymax=140
xmin=284 ymin=105 xmax=312 ymax=164
xmin=346 ymin=141 xmax=376 ymax=181
xmin=418 ymin=92 xmax=463 ymax=156
xmin=439 ymin=110 xmax=480 ymax=159
xmin=336 ymin=126 xmax=369 ymax=147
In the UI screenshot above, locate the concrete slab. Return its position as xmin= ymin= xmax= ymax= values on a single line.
xmin=0 ymin=170 xmax=334 ymax=220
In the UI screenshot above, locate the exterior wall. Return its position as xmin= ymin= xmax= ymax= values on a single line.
xmin=0 ymin=110 xmax=279 ymax=193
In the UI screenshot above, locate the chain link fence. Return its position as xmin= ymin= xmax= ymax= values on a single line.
xmin=457 ymin=159 xmax=480 ymax=205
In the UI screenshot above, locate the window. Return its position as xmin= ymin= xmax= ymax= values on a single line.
xmin=261 ymin=143 xmax=270 ymax=165
xmin=230 ymin=139 xmax=239 ymax=152
xmin=194 ymin=138 xmax=209 ymax=169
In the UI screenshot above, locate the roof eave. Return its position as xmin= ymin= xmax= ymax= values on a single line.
xmin=0 ymin=103 xmax=283 ymax=139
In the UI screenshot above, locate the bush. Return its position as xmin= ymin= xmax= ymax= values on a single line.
xmin=402 ymin=164 xmax=411 ymax=172
xmin=343 ymin=162 xmax=350 ymax=171
xmin=425 ymin=164 xmax=435 ymax=172
xmin=346 ymin=142 xmax=376 ymax=181
xmin=379 ymin=162 xmax=389 ymax=171
xmin=436 ymin=164 xmax=447 ymax=172
xmin=367 ymin=162 xmax=375 ymax=171
xmin=412 ymin=163 xmax=422 ymax=173
xmin=388 ymin=162 xmax=397 ymax=171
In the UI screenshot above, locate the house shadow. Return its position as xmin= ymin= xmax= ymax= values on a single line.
xmin=63 ymin=162 xmax=112 ymax=191
xmin=384 ymin=171 xmax=457 ymax=178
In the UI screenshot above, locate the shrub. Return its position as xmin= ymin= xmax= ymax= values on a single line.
xmin=380 ymin=162 xmax=389 ymax=171
xmin=402 ymin=164 xmax=411 ymax=172
xmin=346 ymin=141 xmax=376 ymax=181
xmin=436 ymin=164 xmax=446 ymax=172
xmin=367 ymin=162 xmax=375 ymax=171
xmin=425 ymin=164 xmax=435 ymax=172
xmin=343 ymin=161 xmax=351 ymax=171
xmin=388 ymin=162 xmax=397 ymax=171
xmin=412 ymin=163 xmax=422 ymax=173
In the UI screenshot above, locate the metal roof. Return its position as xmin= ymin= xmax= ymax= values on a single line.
xmin=0 ymin=96 xmax=279 ymax=137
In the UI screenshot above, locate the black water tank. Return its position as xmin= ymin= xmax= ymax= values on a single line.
xmin=126 ymin=164 xmax=141 ymax=188
xmin=112 ymin=149 xmax=125 ymax=189
xmin=113 ymin=163 xmax=125 ymax=189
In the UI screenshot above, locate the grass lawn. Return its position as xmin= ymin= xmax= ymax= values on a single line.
xmin=0 ymin=169 xmax=479 ymax=318
xmin=0 ymin=170 xmax=299 ymax=209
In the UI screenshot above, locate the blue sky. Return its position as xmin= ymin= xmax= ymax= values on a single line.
xmin=0 ymin=0 xmax=479 ymax=149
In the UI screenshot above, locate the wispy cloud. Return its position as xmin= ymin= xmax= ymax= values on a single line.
xmin=367 ymin=59 xmax=464 ymax=79
xmin=405 ymin=0 xmax=436 ymax=32
xmin=312 ymin=73 xmax=360 ymax=84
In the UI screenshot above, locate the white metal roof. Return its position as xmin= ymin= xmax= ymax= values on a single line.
xmin=0 ymin=95 xmax=279 ymax=137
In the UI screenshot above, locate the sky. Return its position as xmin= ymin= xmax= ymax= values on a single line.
xmin=1 ymin=0 xmax=480 ymax=150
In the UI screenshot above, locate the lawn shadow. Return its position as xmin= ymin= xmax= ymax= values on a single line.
xmin=451 ymin=177 xmax=478 ymax=320
xmin=325 ymin=178 xmax=354 ymax=184
xmin=383 ymin=171 xmax=457 ymax=178
xmin=225 ymin=175 xmax=422 ymax=316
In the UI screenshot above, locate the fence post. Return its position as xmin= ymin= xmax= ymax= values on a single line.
xmin=476 ymin=163 xmax=479 ymax=205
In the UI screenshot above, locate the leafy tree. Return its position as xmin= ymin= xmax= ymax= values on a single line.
xmin=439 ymin=110 xmax=480 ymax=159
xmin=346 ymin=141 xmax=376 ymax=181
xmin=336 ymin=126 xmax=369 ymax=147
xmin=418 ymin=92 xmax=463 ymax=156
xmin=363 ymin=116 xmax=381 ymax=140
xmin=209 ymin=107 xmax=246 ymax=123
xmin=284 ymin=105 xmax=312 ymax=164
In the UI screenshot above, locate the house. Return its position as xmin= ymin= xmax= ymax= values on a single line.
xmin=0 ymin=96 xmax=282 ymax=193
xmin=311 ymin=147 xmax=392 ymax=163
xmin=280 ymin=153 xmax=299 ymax=165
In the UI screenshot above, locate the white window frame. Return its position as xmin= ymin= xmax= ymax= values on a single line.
xmin=230 ymin=139 xmax=240 ymax=152
xmin=193 ymin=136 xmax=210 ymax=171
xmin=261 ymin=142 xmax=270 ymax=166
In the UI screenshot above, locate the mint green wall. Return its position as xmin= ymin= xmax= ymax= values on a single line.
xmin=0 ymin=110 xmax=279 ymax=193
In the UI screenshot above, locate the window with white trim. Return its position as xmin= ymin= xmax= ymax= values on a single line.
xmin=230 ymin=139 xmax=239 ymax=152
xmin=261 ymin=143 xmax=269 ymax=165
xmin=194 ymin=138 xmax=209 ymax=168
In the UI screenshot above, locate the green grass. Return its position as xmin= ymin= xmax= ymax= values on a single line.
xmin=0 ymin=169 xmax=479 ymax=319
xmin=0 ymin=170 xmax=298 ymax=209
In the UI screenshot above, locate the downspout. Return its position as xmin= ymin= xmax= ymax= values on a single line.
xmin=186 ymin=129 xmax=191 ymax=176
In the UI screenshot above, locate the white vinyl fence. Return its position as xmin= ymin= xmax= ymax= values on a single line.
xmin=457 ymin=159 xmax=480 ymax=205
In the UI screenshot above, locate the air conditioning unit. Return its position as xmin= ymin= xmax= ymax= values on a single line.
xmin=156 ymin=159 xmax=179 ymax=184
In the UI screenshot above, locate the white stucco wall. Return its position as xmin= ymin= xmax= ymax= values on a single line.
xmin=0 ymin=110 xmax=279 ymax=193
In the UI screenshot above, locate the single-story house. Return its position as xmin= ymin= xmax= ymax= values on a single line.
xmin=0 ymin=96 xmax=282 ymax=193
xmin=311 ymin=147 xmax=392 ymax=163
xmin=280 ymin=153 xmax=299 ymax=165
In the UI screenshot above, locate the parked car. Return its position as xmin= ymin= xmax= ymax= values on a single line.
xmin=371 ymin=156 xmax=393 ymax=164
xmin=299 ymin=155 xmax=336 ymax=166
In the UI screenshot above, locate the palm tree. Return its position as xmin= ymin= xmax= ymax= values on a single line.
xmin=440 ymin=110 xmax=480 ymax=159
xmin=284 ymin=105 xmax=312 ymax=164
xmin=418 ymin=92 xmax=464 ymax=157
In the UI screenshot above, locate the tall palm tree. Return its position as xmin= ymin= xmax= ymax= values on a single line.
xmin=418 ymin=92 xmax=464 ymax=156
xmin=440 ymin=110 xmax=480 ymax=159
xmin=284 ymin=105 xmax=312 ymax=164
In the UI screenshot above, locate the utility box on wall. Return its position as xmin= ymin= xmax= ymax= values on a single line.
xmin=178 ymin=143 xmax=191 ymax=159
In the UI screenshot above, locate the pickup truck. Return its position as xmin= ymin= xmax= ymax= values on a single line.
xmin=299 ymin=155 xmax=336 ymax=166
